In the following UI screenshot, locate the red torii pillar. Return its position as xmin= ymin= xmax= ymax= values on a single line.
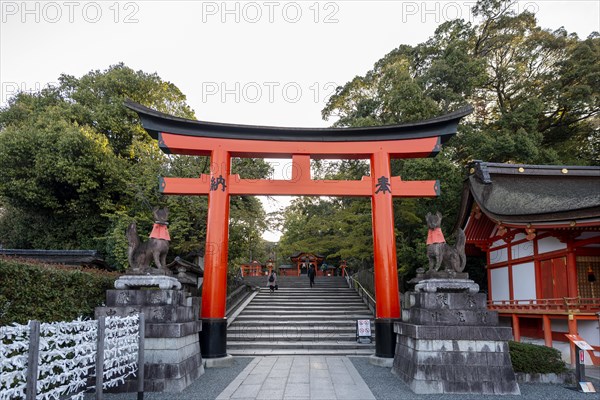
xmin=371 ymin=151 xmax=401 ymax=350
xmin=201 ymin=148 xmax=231 ymax=353
xmin=127 ymin=100 xmax=472 ymax=359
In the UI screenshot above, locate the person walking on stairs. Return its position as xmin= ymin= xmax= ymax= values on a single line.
xmin=267 ymin=270 xmax=277 ymax=293
xmin=308 ymin=265 xmax=316 ymax=288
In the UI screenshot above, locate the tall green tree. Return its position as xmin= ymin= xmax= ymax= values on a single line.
xmin=280 ymin=0 xmax=599 ymax=285
xmin=325 ymin=2 xmax=599 ymax=165
xmin=0 ymin=114 xmax=124 ymax=249
xmin=277 ymin=196 xmax=373 ymax=270
xmin=0 ymin=64 xmax=272 ymax=271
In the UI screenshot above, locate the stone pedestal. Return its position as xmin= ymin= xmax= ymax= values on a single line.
xmin=95 ymin=276 xmax=204 ymax=393
xmin=392 ymin=278 xmax=520 ymax=395
xmin=114 ymin=274 xmax=182 ymax=290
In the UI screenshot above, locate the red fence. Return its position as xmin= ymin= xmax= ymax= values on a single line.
xmin=488 ymin=297 xmax=600 ymax=313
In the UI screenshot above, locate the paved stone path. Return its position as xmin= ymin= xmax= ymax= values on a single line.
xmin=88 ymin=356 xmax=600 ymax=399
xmin=216 ymin=356 xmax=376 ymax=400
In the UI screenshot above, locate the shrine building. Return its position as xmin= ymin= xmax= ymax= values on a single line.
xmin=240 ymin=260 xmax=264 ymax=277
xmin=456 ymin=161 xmax=600 ymax=364
xmin=290 ymin=252 xmax=325 ymax=276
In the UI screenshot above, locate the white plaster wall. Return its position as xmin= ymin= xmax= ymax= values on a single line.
xmin=491 ymin=267 xmax=510 ymax=301
xmin=513 ymin=233 xmax=526 ymax=242
xmin=579 ymin=320 xmax=600 ymax=347
xmin=512 ymin=262 xmax=536 ymax=300
xmin=537 ymin=236 xmax=567 ymax=253
xmin=491 ymin=239 xmax=505 ymax=249
xmin=490 ymin=247 xmax=508 ymax=264
xmin=551 ymin=319 xmax=569 ymax=333
xmin=512 ymin=241 xmax=534 ymax=260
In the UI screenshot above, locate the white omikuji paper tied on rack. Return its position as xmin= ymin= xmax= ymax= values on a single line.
xmin=0 ymin=314 xmax=140 ymax=400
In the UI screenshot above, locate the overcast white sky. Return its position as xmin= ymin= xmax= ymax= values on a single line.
xmin=2 ymin=0 xmax=599 ymax=241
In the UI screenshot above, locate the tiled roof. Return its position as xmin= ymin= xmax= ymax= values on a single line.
xmin=456 ymin=161 xmax=600 ymax=228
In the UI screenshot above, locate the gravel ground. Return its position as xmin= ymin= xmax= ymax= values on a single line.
xmin=86 ymin=357 xmax=253 ymax=400
xmin=349 ymin=357 xmax=600 ymax=400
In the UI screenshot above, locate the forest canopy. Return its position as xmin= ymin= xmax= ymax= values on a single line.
xmin=0 ymin=1 xmax=597 ymax=283
xmin=277 ymin=0 xmax=599 ymax=284
xmin=0 ymin=63 xmax=271 ymax=271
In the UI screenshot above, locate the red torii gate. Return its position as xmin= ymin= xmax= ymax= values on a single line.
xmin=127 ymin=100 xmax=472 ymax=360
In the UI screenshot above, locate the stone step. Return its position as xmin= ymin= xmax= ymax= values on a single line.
xmin=254 ymin=289 xmax=356 ymax=294
xmin=229 ymin=276 xmax=375 ymax=356
xmin=256 ymin=290 xmax=360 ymax=300
xmin=253 ymin=290 xmax=357 ymax=294
xmin=227 ymin=348 xmax=375 ymax=356
xmin=251 ymin=298 xmax=362 ymax=303
xmin=228 ymin=332 xmax=369 ymax=341
xmin=253 ymin=295 xmax=364 ymax=307
xmin=243 ymin=303 xmax=368 ymax=308
xmin=251 ymin=300 xmax=361 ymax=305
xmin=253 ymin=293 xmax=359 ymax=298
xmin=244 ymin=276 xmax=347 ymax=281
xmin=247 ymin=304 xmax=365 ymax=309
xmin=245 ymin=281 xmax=349 ymax=289
xmin=242 ymin=306 xmax=367 ymax=312
xmin=254 ymin=286 xmax=349 ymax=290
xmin=238 ymin=309 xmax=370 ymax=316
xmin=228 ymin=332 xmax=359 ymax=341
xmin=229 ymin=320 xmax=371 ymax=327
xmin=253 ymin=296 xmax=360 ymax=300
xmin=227 ymin=340 xmax=375 ymax=350
xmin=269 ymin=280 xmax=347 ymax=282
xmin=227 ymin=325 xmax=365 ymax=333
xmin=256 ymin=289 xmax=355 ymax=292
xmin=229 ymin=325 xmax=368 ymax=333
xmin=248 ymin=279 xmax=347 ymax=282
xmin=233 ymin=314 xmax=373 ymax=321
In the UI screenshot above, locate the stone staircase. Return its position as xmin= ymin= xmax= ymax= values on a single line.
xmin=227 ymin=276 xmax=376 ymax=356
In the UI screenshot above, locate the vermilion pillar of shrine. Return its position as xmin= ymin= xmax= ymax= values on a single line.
xmin=127 ymin=100 xmax=472 ymax=361
xmin=199 ymin=149 xmax=231 ymax=358
xmin=371 ymin=151 xmax=401 ymax=357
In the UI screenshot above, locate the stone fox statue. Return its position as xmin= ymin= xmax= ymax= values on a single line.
xmin=127 ymin=207 xmax=170 ymax=273
xmin=426 ymin=211 xmax=466 ymax=273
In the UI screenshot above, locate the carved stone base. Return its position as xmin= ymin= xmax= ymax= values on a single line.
xmin=393 ymin=290 xmax=519 ymax=395
xmin=115 ymin=275 xmax=182 ymax=290
xmin=414 ymin=278 xmax=479 ymax=294
xmin=401 ymin=292 xmax=497 ymax=326
xmin=392 ymin=322 xmax=520 ymax=395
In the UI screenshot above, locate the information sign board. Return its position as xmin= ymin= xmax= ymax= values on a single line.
xmin=356 ymin=320 xmax=372 ymax=343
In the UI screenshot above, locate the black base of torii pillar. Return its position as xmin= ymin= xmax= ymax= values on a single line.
xmin=200 ymin=318 xmax=228 ymax=359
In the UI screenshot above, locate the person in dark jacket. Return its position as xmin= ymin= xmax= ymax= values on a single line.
xmin=308 ymin=265 xmax=316 ymax=288
xmin=267 ymin=270 xmax=277 ymax=293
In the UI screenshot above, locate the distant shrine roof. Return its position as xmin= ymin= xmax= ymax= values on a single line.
xmin=290 ymin=252 xmax=325 ymax=262
xmin=125 ymin=100 xmax=472 ymax=143
xmin=456 ymin=161 xmax=600 ymax=229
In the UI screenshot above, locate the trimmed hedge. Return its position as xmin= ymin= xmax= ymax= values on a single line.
xmin=0 ymin=257 xmax=121 ymax=325
xmin=509 ymin=340 xmax=568 ymax=374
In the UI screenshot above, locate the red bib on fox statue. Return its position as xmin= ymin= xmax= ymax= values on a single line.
xmin=426 ymin=227 xmax=445 ymax=245
xmin=150 ymin=223 xmax=170 ymax=241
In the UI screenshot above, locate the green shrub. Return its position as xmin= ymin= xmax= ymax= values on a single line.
xmin=0 ymin=257 xmax=121 ymax=325
xmin=509 ymin=340 xmax=568 ymax=374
